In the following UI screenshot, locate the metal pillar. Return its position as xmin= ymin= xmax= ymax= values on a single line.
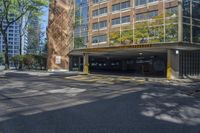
xmin=167 ymin=49 xmax=180 ymax=80
xmin=83 ymin=53 xmax=89 ymax=74
xmin=178 ymin=0 xmax=183 ymax=42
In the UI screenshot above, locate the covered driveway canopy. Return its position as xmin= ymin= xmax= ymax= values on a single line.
xmin=69 ymin=43 xmax=200 ymax=57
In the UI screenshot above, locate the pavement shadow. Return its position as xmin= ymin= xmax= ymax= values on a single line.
xmin=0 ymin=72 xmax=200 ymax=133
xmin=0 ymin=87 xmax=200 ymax=132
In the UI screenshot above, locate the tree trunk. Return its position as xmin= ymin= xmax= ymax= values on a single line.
xmin=19 ymin=35 xmax=23 ymax=70
xmin=20 ymin=35 xmax=22 ymax=55
xmin=3 ymin=32 xmax=9 ymax=70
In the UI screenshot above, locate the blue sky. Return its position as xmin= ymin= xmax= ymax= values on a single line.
xmin=41 ymin=7 xmax=49 ymax=36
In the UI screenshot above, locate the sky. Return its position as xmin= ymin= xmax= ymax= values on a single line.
xmin=41 ymin=7 xmax=49 ymax=37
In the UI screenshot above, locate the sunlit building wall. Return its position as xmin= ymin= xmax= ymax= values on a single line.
xmin=74 ymin=0 xmax=200 ymax=48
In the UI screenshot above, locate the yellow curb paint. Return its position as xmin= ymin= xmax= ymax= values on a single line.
xmin=84 ymin=64 xmax=89 ymax=74
xmin=167 ymin=63 xmax=172 ymax=80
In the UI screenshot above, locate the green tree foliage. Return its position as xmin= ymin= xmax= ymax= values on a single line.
xmin=0 ymin=0 xmax=48 ymax=69
xmin=11 ymin=54 xmax=47 ymax=70
xmin=109 ymin=31 xmax=121 ymax=45
xmin=25 ymin=25 xmax=40 ymax=54
xmin=134 ymin=21 xmax=149 ymax=44
xmin=23 ymin=55 xmax=35 ymax=69
xmin=74 ymin=37 xmax=86 ymax=48
xmin=0 ymin=52 xmax=4 ymax=65
xmin=135 ymin=13 xmax=178 ymax=44
xmin=109 ymin=12 xmax=178 ymax=46
xmin=11 ymin=55 xmax=24 ymax=69
xmin=73 ymin=6 xmax=82 ymax=28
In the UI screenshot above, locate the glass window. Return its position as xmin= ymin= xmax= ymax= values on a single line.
xmin=112 ymin=3 xmax=120 ymax=12
xmin=136 ymin=13 xmax=146 ymax=21
xmin=99 ymin=35 xmax=107 ymax=42
xmin=112 ymin=18 xmax=121 ymax=25
xmin=93 ymin=0 xmax=99 ymax=4
xmin=136 ymin=11 xmax=158 ymax=21
xmin=192 ymin=1 xmax=200 ymax=20
xmin=92 ymin=35 xmax=107 ymax=43
xmin=148 ymin=0 xmax=157 ymax=3
xmin=74 ymin=0 xmax=89 ymax=49
xmin=121 ymin=1 xmax=130 ymax=9
xmin=93 ymin=10 xmax=98 ymax=17
xmin=93 ymin=7 xmax=107 ymax=17
xmin=121 ymin=16 xmax=130 ymax=23
xmin=166 ymin=7 xmax=178 ymax=16
xmin=99 ymin=7 xmax=107 ymax=15
xmin=92 ymin=36 xmax=98 ymax=43
xmin=99 ymin=21 xmax=107 ymax=29
xmin=82 ymin=6 xmax=88 ymax=24
xmin=93 ymin=21 xmax=107 ymax=30
xmin=183 ymin=0 xmax=190 ymax=17
xmin=93 ymin=23 xmax=99 ymax=30
xmin=183 ymin=24 xmax=191 ymax=42
xmin=93 ymin=0 xmax=107 ymax=4
xmin=136 ymin=0 xmax=147 ymax=6
xmin=148 ymin=11 xmax=158 ymax=19
xmin=193 ymin=26 xmax=200 ymax=43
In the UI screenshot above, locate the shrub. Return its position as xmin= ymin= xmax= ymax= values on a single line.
xmin=11 ymin=55 xmax=24 ymax=69
xmin=23 ymin=55 xmax=35 ymax=70
xmin=0 ymin=52 xmax=4 ymax=65
xmin=33 ymin=54 xmax=47 ymax=70
xmin=10 ymin=54 xmax=47 ymax=70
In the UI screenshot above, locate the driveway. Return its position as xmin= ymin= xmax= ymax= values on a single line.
xmin=0 ymin=71 xmax=200 ymax=133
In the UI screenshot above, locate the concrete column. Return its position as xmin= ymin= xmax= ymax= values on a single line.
xmin=83 ymin=53 xmax=89 ymax=74
xmin=69 ymin=56 xmax=73 ymax=71
xmin=178 ymin=0 xmax=183 ymax=42
xmin=167 ymin=49 xmax=180 ymax=80
xmin=78 ymin=56 xmax=81 ymax=71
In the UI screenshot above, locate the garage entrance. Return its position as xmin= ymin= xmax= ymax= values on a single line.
xmin=70 ymin=53 xmax=167 ymax=77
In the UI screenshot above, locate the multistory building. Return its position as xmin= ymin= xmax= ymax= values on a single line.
xmin=0 ymin=21 xmax=22 ymax=57
xmin=48 ymin=0 xmax=200 ymax=79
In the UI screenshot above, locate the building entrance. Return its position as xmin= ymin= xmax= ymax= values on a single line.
xmin=70 ymin=54 xmax=167 ymax=77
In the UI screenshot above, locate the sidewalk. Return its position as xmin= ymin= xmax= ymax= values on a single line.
xmin=0 ymin=65 xmax=4 ymax=72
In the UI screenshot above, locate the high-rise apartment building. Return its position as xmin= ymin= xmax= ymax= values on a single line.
xmin=0 ymin=21 xmax=22 ymax=57
xmin=48 ymin=0 xmax=200 ymax=79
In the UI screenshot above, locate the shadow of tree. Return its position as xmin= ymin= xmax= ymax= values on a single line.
xmin=0 ymin=72 xmax=199 ymax=133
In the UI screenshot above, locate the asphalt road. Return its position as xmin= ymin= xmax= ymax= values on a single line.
xmin=0 ymin=71 xmax=200 ymax=133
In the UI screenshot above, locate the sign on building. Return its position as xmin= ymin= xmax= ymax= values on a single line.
xmin=55 ymin=56 xmax=61 ymax=64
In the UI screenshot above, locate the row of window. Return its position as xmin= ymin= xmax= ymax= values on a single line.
xmin=92 ymin=35 xmax=107 ymax=43
xmin=136 ymin=0 xmax=157 ymax=6
xmin=92 ymin=2 xmax=176 ymax=18
xmin=92 ymin=7 xmax=177 ymax=30
xmin=1 ymin=50 xmax=19 ymax=54
xmin=92 ymin=1 xmax=130 ymax=17
xmin=112 ymin=16 xmax=131 ymax=25
xmin=92 ymin=16 xmax=130 ymax=30
xmin=93 ymin=21 xmax=107 ymax=30
xmin=93 ymin=7 xmax=107 ymax=17
xmin=93 ymin=0 xmax=107 ymax=4
xmin=92 ymin=0 xmax=157 ymax=6
xmin=112 ymin=1 xmax=130 ymax=12
xmin=136 ymin=11 xmax=158 ymax=21
xmin=1 ymin=45 xmax=19 ymax=49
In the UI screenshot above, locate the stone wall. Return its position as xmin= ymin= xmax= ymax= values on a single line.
xmin=47 ymin=0 xmax=74 ymax=71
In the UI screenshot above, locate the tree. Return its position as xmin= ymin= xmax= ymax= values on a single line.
xmin=0 ymin=0 xmax=48 ymax=69
xmin=41 ymin=37 xmax=48 ymax=54
xmin=25 ymin=24 xmax=40 ymax=54
xmin=134 ymin=13 xmax=178 ymax=44
xmin=18 ymin=11 xmax=36 ymax=55
xmin=74 ymin=37 xmax=85 ymax=48
xmin=0 ymin=52 xmax=4 ymax=65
